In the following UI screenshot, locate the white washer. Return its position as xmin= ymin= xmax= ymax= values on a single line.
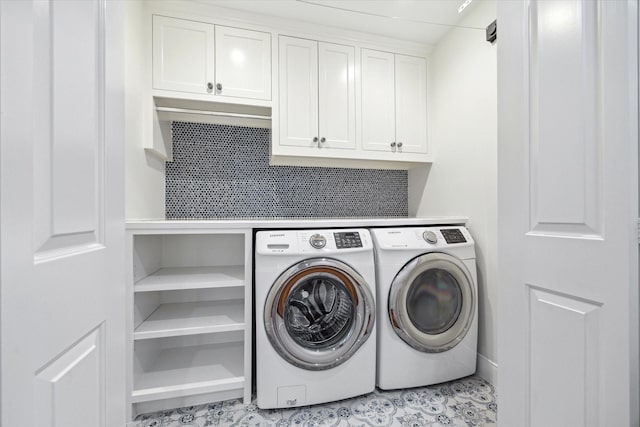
xmin=371 ymin=226 xmax=478 ymax=390
xmin=255 ymin=228 xmax=376 ymax=409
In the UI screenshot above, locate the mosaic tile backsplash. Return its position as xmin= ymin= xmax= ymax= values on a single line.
xmin=166 ymin=123 xmax=408 ymax=219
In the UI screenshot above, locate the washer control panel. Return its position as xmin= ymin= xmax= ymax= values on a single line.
xmin=298 ymin=229 xmax=371 ymax=253
xmin=333 ymin=231 xmax=363 ymax=249
xmin=255 ymin=229 xmax=372 ymax=254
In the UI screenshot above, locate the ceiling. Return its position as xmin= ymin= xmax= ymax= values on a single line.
xmin=197 ymin=0 xmax=484 ymax=46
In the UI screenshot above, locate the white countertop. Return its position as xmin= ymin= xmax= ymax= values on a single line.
xmin=126 ymin=216 xmax=468 ymax=230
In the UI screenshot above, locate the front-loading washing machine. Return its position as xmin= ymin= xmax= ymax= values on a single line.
xmin=371 ymin=226 xmax=477 ymax=390
xmin=254 ymin=228 xmax=376 ymax=409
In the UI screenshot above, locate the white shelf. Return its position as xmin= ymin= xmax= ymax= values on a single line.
xmin=134 ymin=300 xmax=244 ymax=340
xmin=128 ymin=228 xmax=253 ymax=416
xmin=132 ymin=342 xmax=244 ymax=403
xmin=135 ymin=266 xmax=245 ymax=292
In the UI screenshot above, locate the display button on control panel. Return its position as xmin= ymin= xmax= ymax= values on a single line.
xmin=333 ymin=232 xmax=362 ymax=249
xmin=441 ymin=228 xmax=467 ymax=244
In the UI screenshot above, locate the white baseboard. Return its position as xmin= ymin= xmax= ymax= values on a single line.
xmin=476 ymin=353 xmax=498 ymax=387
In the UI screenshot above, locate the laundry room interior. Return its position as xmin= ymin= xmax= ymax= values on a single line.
xmin=2 ymin=0 xmax=638 ymax=426
xmin=124 ymin=0 xmax=498 ymax=424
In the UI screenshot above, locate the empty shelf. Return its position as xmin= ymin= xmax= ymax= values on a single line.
xmin=134 ymin=300 xmax=245 ymax=340
xmin=132 ymin=342 xmax=244 ymax=403
xmin=135 ymin=266 xmax=245 ymax=292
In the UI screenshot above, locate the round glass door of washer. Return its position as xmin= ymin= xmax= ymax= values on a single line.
xmin=388 ymin=252 xmax=475 ymax=353
xmin=264 ymin=258 xmax=375 ymax=370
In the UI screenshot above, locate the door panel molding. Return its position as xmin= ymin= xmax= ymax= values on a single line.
xmin=528 ymin=0 xmax=602 ymax=238
xmin=34 ymin=232 xmax=104 ymax=264
xmin=526 ymin=285 xmax=601 ymax=427
xmin=35 ymin=325 xmax=105 ymax=427
xmin=33 ymin=0 xmax=105 ymax=259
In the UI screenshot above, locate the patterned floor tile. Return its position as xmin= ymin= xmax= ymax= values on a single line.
xmin=133 ymin=376 xmax=496 ymax=427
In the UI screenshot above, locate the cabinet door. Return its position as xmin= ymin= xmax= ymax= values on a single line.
xmin=395 ymin=55 xmax=427 ymax=153
xmin=152 ymin=16 xmax=215 ymax=94
xmin=279 ymin=36 xmax=319 ymax=147
xmin=361 ymin=49 xmax=396 ymax=152
xmin=318 ymin=42 xmax=356 ymax=150
xmin=215 ymin=26 xmax=271 ymax=100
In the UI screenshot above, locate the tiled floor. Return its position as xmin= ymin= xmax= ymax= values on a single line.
xmin=133 ymin=375 xmax=497 ymax=426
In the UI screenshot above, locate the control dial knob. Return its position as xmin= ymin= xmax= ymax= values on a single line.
xmin=309 ymin=234 xmax=327 ymax=249
xmin=423 ymin=230 xmax=438 ymax=244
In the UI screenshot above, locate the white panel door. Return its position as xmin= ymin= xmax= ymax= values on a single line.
xmin=1 ymin=0 xmax=126 ymax=426
xmin=498 ymin=1 xmax=638 ymax=426
xmin=278 ymin=36 xmax=319 ymax=148
xmin=318 ymin=42 xmax=356 ymax=150
xmin=395 ymin=54 xmax=427 ymax=154
xmin=215 ymin=26 xmax=271 ymax=100
xmin=153 ymin=15 xmax=215 ymax=94
xmin=361 ymin=49 xmax=396 ymax=152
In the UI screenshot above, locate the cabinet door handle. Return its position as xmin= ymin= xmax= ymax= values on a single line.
xmin=390 ymin=142 xmax=396 ymax=148
xmin=313 ymin=137 xmax=319 ymax=143
xmin=320 ymin=137 xmax=326 ymax=144
xmin=397 ymin=142 xmax=403 ymax=148
xmin=216 ymin=83 xmax=222 ymax=91
xmin=207 ymin=82 xmax=214 ymax=91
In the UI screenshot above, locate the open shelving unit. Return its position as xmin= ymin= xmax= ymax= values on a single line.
xmin=133 ymin=335 xmax=245 ymax=403
xmin=134 ymin=300 xmax=245 ymax=340
xmin=134 ymin=265 xmax=245 ymax=292
xmin=126 ymin=229 xmax=252 ymax=419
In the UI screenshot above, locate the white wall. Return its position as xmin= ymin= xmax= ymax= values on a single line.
xmin=409 ymin=0 xmax=498 ymax=385
xmin=125 ymin=0 xmax=165 ymax=220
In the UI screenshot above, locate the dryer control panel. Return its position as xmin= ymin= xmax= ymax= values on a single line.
xmin=370 ymin=226 xmax=475 ymax=260
xmin=441 ymin=228 xmax=467 ymax=244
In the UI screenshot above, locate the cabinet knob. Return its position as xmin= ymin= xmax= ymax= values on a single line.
xmin=397 ymin=142 xmax=403 ymax=148
xmin=320 ymin=137 xmax=326 ymax=143
xmin=313 ymin=137 xmax=319 ymax=143
xmin=390 ymin=142 xmax=396 ymax=148
xmin=216 ymin=83 xmax=222 ymax=91
xmin=207 ymin=82 xmax=213 ymax=91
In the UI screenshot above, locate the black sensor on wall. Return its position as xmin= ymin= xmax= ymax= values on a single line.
xmin=486 ymin=19 xmax=497 ymax=43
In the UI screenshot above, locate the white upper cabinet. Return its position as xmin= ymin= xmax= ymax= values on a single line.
xmin=318 ymin=42 xmax=356 ymax=150
xmin=215 ymin=26 xmax=271 ymax=100
xmin=362 ymin=49 xmax=427 ymax=154
xmin=152 ymin=16 xmax=271 ymax=101
xmin=147 ymin=11 xmax=430 ymax=168
xmin=395 ymin=55 xmax=427 ymax=154
xmin=278 ymin=36 xmax=319 ymax=147
xmin=361 ymin=49 xmax=396 ymax=152
xmin=278 ymin=35 xmax=356 ymax=151
xmin=153 ymin=16 xmax=215 ymax=94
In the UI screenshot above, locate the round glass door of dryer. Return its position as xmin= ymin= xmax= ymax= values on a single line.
xmin=264 ymin=258 xmax=375 ymax=370
xmin=388 ymin=252 xmax=475 ymax=353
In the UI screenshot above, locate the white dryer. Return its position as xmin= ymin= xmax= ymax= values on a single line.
xmin=254 ymin=229 xmax=376 ymax=409
xmin=371 ymin=226 xmax=477 ymax=390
